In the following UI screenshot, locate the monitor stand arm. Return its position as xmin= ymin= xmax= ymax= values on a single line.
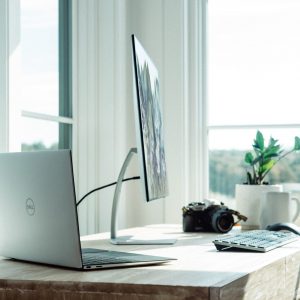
xmin=110 ymin=147 xmax=137 ymax=243
xmin=110 ymin=147 xmax=176 ymax=245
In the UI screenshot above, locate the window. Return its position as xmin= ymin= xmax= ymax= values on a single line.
xmin=19 ymin=0 xmax=72 ymax=151
xmin=208 ymin=0 xmax=300 ymax=205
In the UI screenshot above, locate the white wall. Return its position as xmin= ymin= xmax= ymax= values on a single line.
xmin=74 ymin=0 xmax=205 ymax=235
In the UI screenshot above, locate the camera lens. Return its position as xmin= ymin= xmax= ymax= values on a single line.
xmin=211 ymin=212 xmax=234 ymax=233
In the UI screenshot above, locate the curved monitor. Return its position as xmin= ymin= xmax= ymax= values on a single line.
xmin=131 ymin=35 xmax=169 ymax=202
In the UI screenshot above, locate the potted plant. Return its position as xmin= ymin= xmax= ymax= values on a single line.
xmin=236 ymin=130 xmax=300 ymax=229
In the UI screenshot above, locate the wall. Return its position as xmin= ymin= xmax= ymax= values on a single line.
xmin=73 ymin=0 xmax=205 ymax=235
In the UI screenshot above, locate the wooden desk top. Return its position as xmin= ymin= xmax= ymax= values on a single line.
xmin=0 ymin=225 xmax=299 ymax=300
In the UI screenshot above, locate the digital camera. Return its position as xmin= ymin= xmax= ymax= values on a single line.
xmin=182 ymin=201 xmax=247 ymax=233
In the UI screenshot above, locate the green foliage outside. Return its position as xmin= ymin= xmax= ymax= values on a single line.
xmin=21 ymin=142 xmax=58 ymax=152
xmin=210 ymin=149 xmax=300 ymax=198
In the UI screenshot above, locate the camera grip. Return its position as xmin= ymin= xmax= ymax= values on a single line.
xmin=182 ymin=215 xmax=195 ymax=232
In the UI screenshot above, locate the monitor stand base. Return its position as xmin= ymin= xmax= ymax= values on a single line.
xmin=111 ymin=235 xmax=177 ymax=245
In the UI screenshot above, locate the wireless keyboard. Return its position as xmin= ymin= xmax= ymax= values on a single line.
xmin=213 ymin=230 xmax=299 ymax=252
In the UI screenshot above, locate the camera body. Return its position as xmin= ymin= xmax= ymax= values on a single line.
xmin=182 ymin=201 xmax=246 ymax=233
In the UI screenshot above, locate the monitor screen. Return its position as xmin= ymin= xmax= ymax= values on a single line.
xmin=131 ymin=35 xmax=168 ymax=202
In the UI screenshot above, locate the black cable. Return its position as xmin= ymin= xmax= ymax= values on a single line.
xmin=76 ymin=176 xmax=140 ymax=207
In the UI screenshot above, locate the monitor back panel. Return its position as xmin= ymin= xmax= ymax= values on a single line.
xmin=0 ymin=150 xmax=82 ymax=268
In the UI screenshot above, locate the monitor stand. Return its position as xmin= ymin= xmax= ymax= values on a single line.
xmin=110 ymin=147 xmax=176 ymax=245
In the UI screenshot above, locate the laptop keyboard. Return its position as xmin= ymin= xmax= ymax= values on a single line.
xmin=82 ymin=248 xmax=171 ymax=266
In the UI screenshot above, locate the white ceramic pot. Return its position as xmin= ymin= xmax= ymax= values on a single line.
xmin=235 ymin=184 xmax=282 ymax=229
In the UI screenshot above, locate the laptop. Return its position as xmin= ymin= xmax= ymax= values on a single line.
xmin=0 ymin=150 xmax=174 ymax=270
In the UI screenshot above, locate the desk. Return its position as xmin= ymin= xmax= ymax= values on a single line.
xmin=0 ymin=225 xmax=299 ymax=300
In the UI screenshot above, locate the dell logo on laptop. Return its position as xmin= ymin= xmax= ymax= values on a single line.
xmin=25 ymin=198 xmax=35 ymax=216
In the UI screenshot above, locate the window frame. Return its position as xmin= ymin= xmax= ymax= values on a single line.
xmin=0 ymin=0 xmax=9 ymax=153
xmin=1 ymin=0 xmax=73 ymax=153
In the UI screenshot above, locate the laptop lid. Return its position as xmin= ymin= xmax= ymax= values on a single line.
xmin=0 ymin=150 xmax=83 ymax=269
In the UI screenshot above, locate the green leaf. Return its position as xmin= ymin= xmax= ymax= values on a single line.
xmin=268 ymin=137 xmax=278 ymax=148
xmin=264 ymin=152 xmax=279 ymax=159
xmin=244 ymin=152 xmax=254 ymax=164
xmin=294 ymin=136 xmax=300 ymax=151
xmin=255 ymin=131 xmax=264 ymax=151
xmin=264 ymin=145 xmax=281 ymax=158
xmin=260 ymin=159 xmax=275 ymax=173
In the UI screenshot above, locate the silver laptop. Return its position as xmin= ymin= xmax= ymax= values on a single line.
xmin=0 ymin=150 xmax=173 ymax=270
